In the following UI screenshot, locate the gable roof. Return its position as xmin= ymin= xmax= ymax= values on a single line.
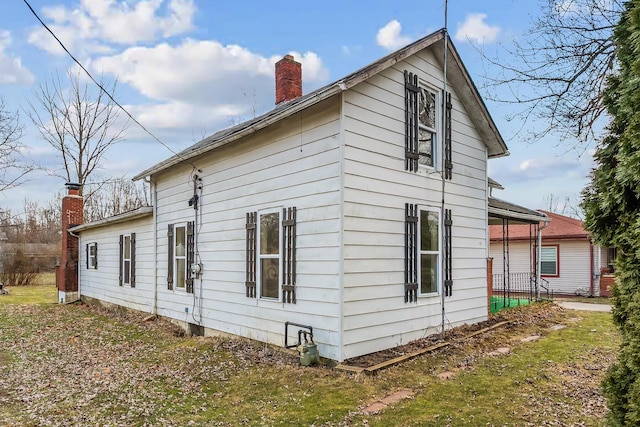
xmin=134 ymin=29 xmax=508 ymax=181
xmin=490 ymin=210 xmax=588 ymax=241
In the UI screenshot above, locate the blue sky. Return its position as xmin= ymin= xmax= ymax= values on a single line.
xmin=0 ymin=0 xmax=595 ymax=216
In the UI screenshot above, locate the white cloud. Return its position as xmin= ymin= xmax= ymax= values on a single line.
xmin=28 ymin=0 xmax=196 ymax=55
xmin=376 ymin=20 xmax=411 ymax=51
xmin=91 ymin=40 xmax=329 ymax=130
xmin=455 ymin=13 xmax=500 ymax=44
xmin=0 ymin=30 xmax=34 ymax=84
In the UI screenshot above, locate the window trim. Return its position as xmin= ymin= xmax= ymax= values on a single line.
xmin=87 ymin=242 xmax=98 ymax=269
xmin=257 ymin=208 xmax=282 ymax=301
xmin=540 ymin=245 xmax=560 ymax=277
xmin=122 ymin=234 xmax=132 ymax=286
xmin=173 ymin=223 xmax=188 ymax=290
xmin=418 ymin=206 xmax=441 ymax=296
xmin=417 ymin=82 xmax=439 ymax=169
xmin=119 ymin=234 xmax=135 ymax=287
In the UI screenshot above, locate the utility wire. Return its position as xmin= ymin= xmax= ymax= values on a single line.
xmin=22 ymin=0 xmax=196 ymax=168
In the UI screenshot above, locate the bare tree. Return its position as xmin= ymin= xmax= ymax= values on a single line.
xmin=0 ymin=97 xmax=32 ymax=192
xmin=482 ymin=0 xmax=622 ymax=145
xmin=542 ymin=193 xmax=584 ymax=219
xmin=27 ymin=70 xmax=128 ymax=192
xmin=83 ymin=177 xmax=150 ymax=222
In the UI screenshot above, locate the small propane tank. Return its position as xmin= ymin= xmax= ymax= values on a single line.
xmin=297 ymin=341 xmax=320 ymax=366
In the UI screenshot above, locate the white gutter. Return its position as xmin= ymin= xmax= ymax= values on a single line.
xmin=488 ymin=207 xmax=547 ymax=224
xmin=69 ymin=206 xmax=154 ymax=233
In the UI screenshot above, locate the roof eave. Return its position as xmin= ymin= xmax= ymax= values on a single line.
xmin=133 ymin=85 xmax=344 ymax=181
xmin=69 ymin=206 xmax=154 ymax=233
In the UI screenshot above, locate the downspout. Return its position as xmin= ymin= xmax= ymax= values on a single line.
xmin=536 ymin=217 xmax=549 ymax=301
xmin=440 ymin=5 xmax=449 ymax=336
xmin=68 ymin=229 xmax=81 ymax=300
xmin=589 ymin=239 xmax=594 ymax=297
xmin=145 ymin=177 xmax=158 ymax=316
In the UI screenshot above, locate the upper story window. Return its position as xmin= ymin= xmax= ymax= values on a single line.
xmin=418 ymin=87 xmax=437 ymax=167
xmin=404 ymin=71 xmax=440 ymax=172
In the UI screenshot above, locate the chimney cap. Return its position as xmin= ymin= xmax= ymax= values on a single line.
xmin=65 ymin=182 xmax=82 ymax=191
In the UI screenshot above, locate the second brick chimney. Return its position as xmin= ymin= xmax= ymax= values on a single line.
xmin=56 ymin=182 xmax=83 ymax=303
xmin=275 ymin=55 xmax=302 ymax=104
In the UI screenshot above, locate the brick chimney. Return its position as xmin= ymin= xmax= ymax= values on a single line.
xmin=275 ymin=55 xmax=302 ymax=104
xmin=56 ymin=182 xmax=83 ymax=303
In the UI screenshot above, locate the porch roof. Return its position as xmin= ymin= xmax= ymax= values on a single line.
xmin=488 ymin=197 xmax=549 ymax=225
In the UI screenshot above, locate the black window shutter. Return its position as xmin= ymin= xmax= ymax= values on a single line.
xmin=86 ymin=244 xmax=89 ymax=269
xmin=245 ymin=212 xmax=257 ymax=298
xmin=130 ymin=233 xmax=136 ymax=288
xmin=404 ymin=203 xmax=419 ymax=302
xmin=444 ymin=91 xmax=453 ymax=180
xmin=118 ymin=235 xmax=123 ymax=287
xmin=186 ymin=221 xmax=194 ymax=294
xmin=444 ymin=209 xmax=453 ymax=296
xmin=404 ymin=71 xmax=419 ymax=172
xmin=167 ymin=224 xmax=174 ymax=290
xmin=94 ymin=243 xmax=98 ymax=269
xmin=282 ymin=207 xmax=297 ymax=304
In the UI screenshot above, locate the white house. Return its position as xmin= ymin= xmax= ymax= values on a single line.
xmin=69 ymin=29 xmax=536 ymax=362
xmin=490 ymin=210 xmax=609 ymax=297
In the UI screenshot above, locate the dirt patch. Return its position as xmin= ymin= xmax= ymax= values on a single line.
xmin=361 ymin=389 xmax=414 ymax=415
xmin=343 ymin=302 xmax=565 ymax=368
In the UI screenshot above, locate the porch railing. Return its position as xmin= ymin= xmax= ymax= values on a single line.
xmin=491 ymin=272 xmax=553 ymax=312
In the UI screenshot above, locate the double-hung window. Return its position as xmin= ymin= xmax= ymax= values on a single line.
xmin=174 ymin=225 xmax=187 ymax=289
xmin=259 ymin=211 xmax=280 ymax=299
xmin=119 ymin=234 xmax=135 ymax=287
xmin=540 ymin=246 xmax=559 ymax=276
xmin=404 ymin=71 xmax=439 ymax=171
xmin=86 ymin=242 xmax=98 ymax=269
xmin=419 ymin=209 xmax=440 ymax=294
xmin=167 ymin=222 xmax=195 ymax=293
xmin=418 ymin=87 xmax=437 ymax=167
xmin=246 ymin=207 xmax=297 ymax=303
xmin=405 ymin=205 xmax=446 ymax=302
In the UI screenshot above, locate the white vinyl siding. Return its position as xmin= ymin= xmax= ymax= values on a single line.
xmin=78 ymin=217 xmax=153 ymax=312
xmin=153 ymin=97 xmax=342 ymax=360
xmin=341 ymin=48 xmax=489 ymax=360
xmin=490 ymin=239 xmax=593 ymax=296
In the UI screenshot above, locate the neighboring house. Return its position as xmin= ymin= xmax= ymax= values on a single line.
xmin=64 ymin=29 xmax=542 ymax=362
xmin=490 ymin=210 xmax=609 ymax=297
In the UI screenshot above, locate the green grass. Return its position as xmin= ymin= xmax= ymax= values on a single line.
xmin=0 ymin=284 xmax=57 ymax=304
xmin=0 ymin=287 xmax=620 ymax=426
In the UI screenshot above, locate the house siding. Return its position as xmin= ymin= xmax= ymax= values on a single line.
xmin=489 ymin=239 xmax=593 ymax=296
xmin=340 ymin=48 xmax=489 ymax=360
xmin=152 ymin=97 xmax=343 ymax=360
xmin=78 ymin=216 xmax=154 ymax=312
